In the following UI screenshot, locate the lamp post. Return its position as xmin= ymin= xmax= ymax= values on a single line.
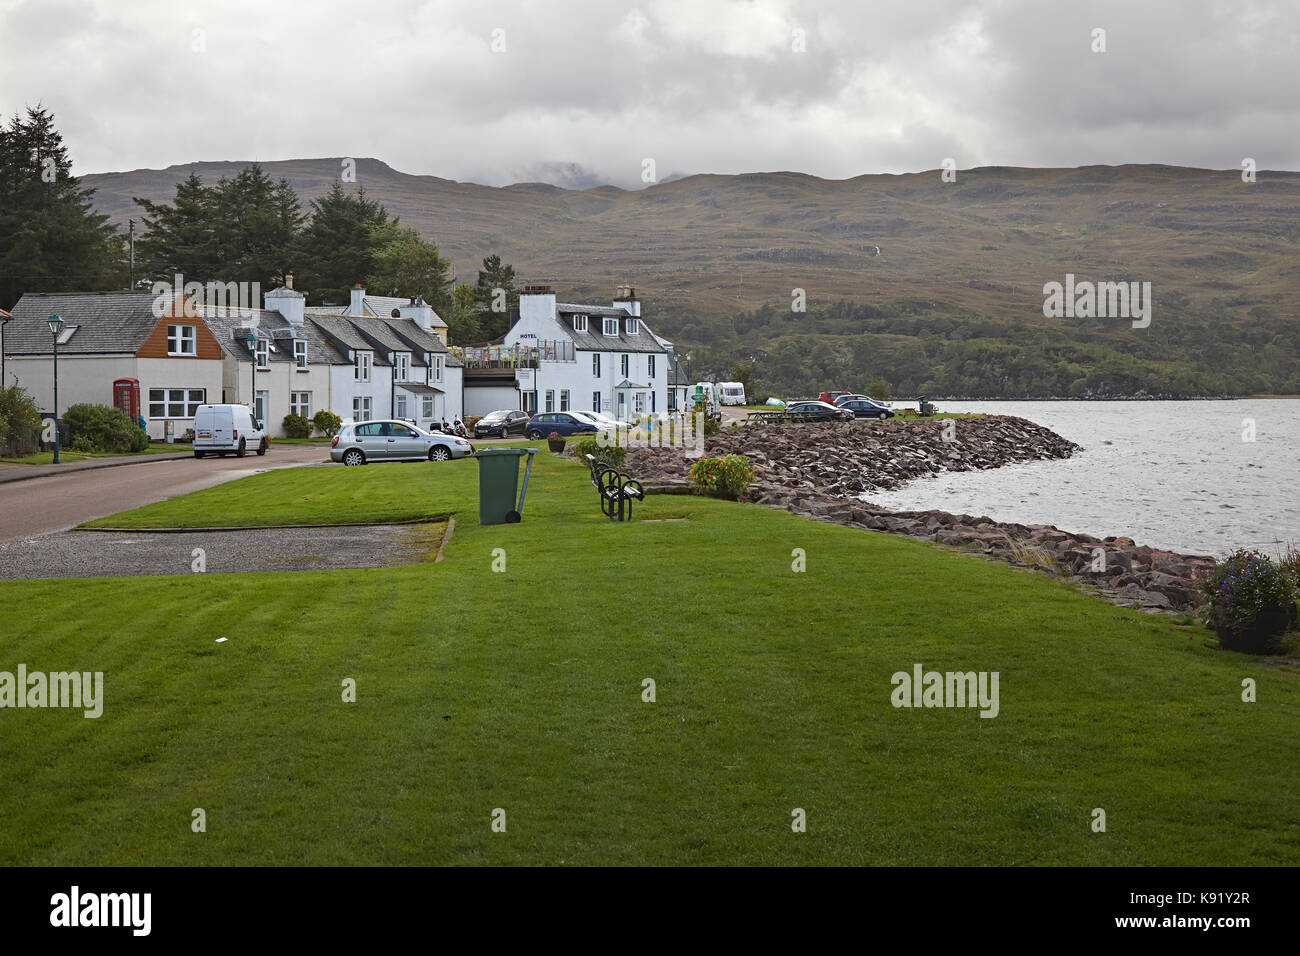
xmin=245 ymin=330 xmax=258 ymax=418
xmin=46 ymin=314 xmax=64 ymax=463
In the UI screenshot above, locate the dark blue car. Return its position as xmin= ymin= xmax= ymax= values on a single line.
xmin=840 ymin=399 xmax=895 ymax=420
xmin=525 ymin=412 xmax=598 ymax=439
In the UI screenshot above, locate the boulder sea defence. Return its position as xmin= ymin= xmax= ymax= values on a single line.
xmin=620 ymin=416 xmax=1213 ymax=613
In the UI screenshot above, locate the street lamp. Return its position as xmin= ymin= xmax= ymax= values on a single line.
xmin=245 ymin=330 xmax=258 ymax=419
xmin=46 ymin=314 xmax=64 ymax=463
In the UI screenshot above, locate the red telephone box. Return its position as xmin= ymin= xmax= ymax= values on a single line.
xmin=113 ymin=378 xmax=141 ymax=422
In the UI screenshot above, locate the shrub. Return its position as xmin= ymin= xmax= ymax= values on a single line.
xmin=283 ymin=413 xmax=313 ymax=439
xmin=690 ymin=454 xmax=754 ymax=501
xmin=703 ymin=415 xmax=721 ymax=437
xmin=0 ymin=384 xmax=41 ymax=457
xmin=61 ymin=403 xmax=148 ymax=454
xmin=1197 ymin=550 xmax=1298 ymax=633
xmin=573 ymin=434 xmax=625 ymax=469
xmin=312 ymin=410 xmax=342 ymax=438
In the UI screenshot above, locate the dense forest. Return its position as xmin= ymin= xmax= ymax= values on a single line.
xmin=659 ymin=299 xmax=1300 ymax=399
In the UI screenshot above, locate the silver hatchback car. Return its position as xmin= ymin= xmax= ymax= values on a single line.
xmin=330 ymin=420 xmax=475 ymax=465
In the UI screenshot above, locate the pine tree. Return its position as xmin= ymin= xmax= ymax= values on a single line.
xmin=473 ymin=254 xmax=519 ymax=340
xmin=296 ymin=181 xmax=391 ymax=304
xmin=134 ymin=171 xmax=219 ymax=282
xmin=0 ymin=106 xmax=123 ymax=309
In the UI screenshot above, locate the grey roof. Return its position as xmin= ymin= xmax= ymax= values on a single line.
xmin=202 ymin=308 xmax=347 ymax=366
xmin=554 ymin=304 xmax=667 ymax=354
xmin=382 ymin=320 xmax=463 ymax=367
xmin=307 ymin=316 xmax=391 ymax=365
xmin=667 ymin=355 xmax=690 ymax=385
xmin=4 ymin=292 xmax=165 ymax=354
xmin=307 ymin=294 xmax=448 ymax=329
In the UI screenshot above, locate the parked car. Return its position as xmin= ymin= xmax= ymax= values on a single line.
xmin=193 ymin=404 xmax=267 ymax=458
xmin=525 ymin=412 xmax=598 ymax=440
xmin=787 ymin=401 xmax=856 ymax=421
xmin=819 ymin=391 xmax=853 ymax=404
xmin=570 ymin=410 xmax=619 ymax=430
xmin=473 ymin=409 xmax=530 ymax=439
xmin=840 ymin=399 xmax=895 ymax=420
xmin=831 ymin=393 xmax=869 ymax=406
xmin=330 ymin=420 xmax=474 ymax=465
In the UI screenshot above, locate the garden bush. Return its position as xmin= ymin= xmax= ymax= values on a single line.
xmin=689 ymin=454 xmax=754 ymax=501
xmin=282 ymin=414 xmax=312 ymax=439
xmin=61 ymin=403 xmax=149 ymax=454
xmin=1198 ymin=549 xmax=1298 ymax=633
xmin=0 ymin=385 xmax=41 ymax=457
xmin=312 ymin=410 xmax=342 ymax=438
xmin=573 ymin=434 xmax=626 ymax=469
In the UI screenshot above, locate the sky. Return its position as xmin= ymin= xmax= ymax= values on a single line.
xmin=2 ymin=0 xmax=1297 ymax=187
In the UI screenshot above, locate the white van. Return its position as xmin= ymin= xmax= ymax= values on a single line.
xmin=719 ymin=382 xmax=747 ymax=405
xmin=693 ymin=382 xmax=723 ymax=421
xmin=192 ymin=404 xmax=268 ymax=458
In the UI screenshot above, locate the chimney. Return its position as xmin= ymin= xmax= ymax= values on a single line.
xmin=398 ymin=294 xmax=435 ymax=332
xmin=349 ymin=284 xmax=365 ymax=317
xmin=285 ymin=272 xmax=294 ymax=290
xmin=613 ymin=283 xmax=641 ymax=317
xmin=265 ymin=285 xmax=305 ymax=325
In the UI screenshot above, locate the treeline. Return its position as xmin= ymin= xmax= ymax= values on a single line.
xmin=0 ymin=107 xmax=125 ymax=310
xmin=136 ymin=172 xmax=523 ymax=344
xmin=665 ymin=300 xmax=1300 ymax=398
xmin=0 ymin=105 xmax=524 ymax=344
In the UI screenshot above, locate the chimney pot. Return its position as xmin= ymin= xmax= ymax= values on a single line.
xmin=285 ymin=273 xmax=294 ymax=290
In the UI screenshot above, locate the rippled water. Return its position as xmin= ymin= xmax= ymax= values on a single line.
xmin=861 ymin=400 xmax=1300 ymax=557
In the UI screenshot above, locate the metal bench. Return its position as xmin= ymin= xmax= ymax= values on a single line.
xmin=584 ymin=454 xmax=645 ymax=522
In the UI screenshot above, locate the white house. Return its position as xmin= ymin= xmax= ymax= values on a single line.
xmin=493 ymin=284 xmax=671 ymax=419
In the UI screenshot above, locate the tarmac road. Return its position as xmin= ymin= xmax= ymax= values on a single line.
xmin=0 ymin=445 xmax=330 ymax=542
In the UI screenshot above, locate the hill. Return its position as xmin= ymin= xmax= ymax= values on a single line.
xmin=83 ymin=158 xmax=1300 ymax=323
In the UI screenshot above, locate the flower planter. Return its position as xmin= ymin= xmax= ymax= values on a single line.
xmin=1215 ymin=603 xmax=1294 ymax=654
xmin=548 ymin=438 xmax=566 ymax=454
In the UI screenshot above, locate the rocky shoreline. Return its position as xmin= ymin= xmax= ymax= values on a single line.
xmin=617 ymin=417 xmax=1213 ymax=613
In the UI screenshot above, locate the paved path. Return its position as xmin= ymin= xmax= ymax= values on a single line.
xmin=0 ymin=444 xmax=330 ymax=542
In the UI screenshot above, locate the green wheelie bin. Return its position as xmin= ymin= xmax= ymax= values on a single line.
xmin=476 ymin=447 xmax=530 ymax=525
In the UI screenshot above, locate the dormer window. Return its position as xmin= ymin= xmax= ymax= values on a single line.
xmin=572 ymin=314 xmax=588 ymax=333
xmin=625 ymin=318 xmax=639 ymax=335
xmin=255 ymin=338 xmax=269 ymax=369
xmin=395 ymin=352 xmax=411 ymax=382
xmin=168 ymin=324 xmax=197 ymax=356
xmin=355 ymin=350 xmax=372 ymax=383
xmin=603 ymin=317 xmax=618 ymax=336
xmin=294 ymin=339 xmax=307 ymax=370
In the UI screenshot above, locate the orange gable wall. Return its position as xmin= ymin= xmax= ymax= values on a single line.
xmin=136 ymin=295 xmax=224 ymax=360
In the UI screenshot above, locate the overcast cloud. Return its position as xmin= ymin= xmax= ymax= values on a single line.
xmin=2 ymin=0 xmax=1296 ymax=186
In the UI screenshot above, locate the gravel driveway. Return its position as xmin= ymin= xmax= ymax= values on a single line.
xmin=0 ymin=522 xmax=447 ymax=580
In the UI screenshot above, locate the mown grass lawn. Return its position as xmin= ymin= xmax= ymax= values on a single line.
xmin=3 ymin=446 xmax=1298 ymax=865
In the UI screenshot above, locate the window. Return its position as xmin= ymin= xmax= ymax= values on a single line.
xmin=603 ymin=317 xmax=618 ymax=336
xmin=395 ymin=352 xmax=410 ymax=382
xmin=355 ymin=422 xmax=383 ymax=437
xmin=148 ymin=388 xmax=205 ymax=418
xmin=355 ymin=351 xmax=372 ymax=383
xmin=294 ymin=339 xmax=307 ymax=370
xmin=353 ymin=396 xmax=372 ymax=420
xmin=396 ymin=394 xmax=408 ymax=419
xmin=592 ymin=353 xmax=601 ymax=377
xmin=523 ymin=391 xmax=536 ymax=414
xmin=617 ymin=392 xmax=627 ymax=416
xmin=626 ymin=318 xmax=639 ymax=335
xmin=290 ymin=392 xmax=311 ymax=417
xmin=635 ymin=393 xmax=645 ymax=414
xmin=392 ymin=424 xmax=417 ymax=438
xmin=592 ymin=392 xmax=601 ymax=412
xmin=648 ymin=355 xmax=656 ymax=378
xmin=572 ymin=314 xmax=588 ymax=332
xmin=167 ymin=325 xmax=196 ymax=355
xmin=621 ymin=354 xmax=629 ymax=377
xmin=255 ymin=338 xmax=269 ymax=369
xmin=422 ymin=396 xmax=434 ymax=419
xmin=430 ymin=354 xmax=444 ymax=384
xmin=560 ymin=389 xmax=570 ymax=411
xmin=255 ymin=390 xmax=268 ymax=423
xmin=545 ymin=390 xmax=554 ymax=413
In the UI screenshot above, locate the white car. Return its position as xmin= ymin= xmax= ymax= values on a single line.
xmin=571 ymin=410 xmax=623 ymax=430
xmin=330 ymin=420 xmax=474 ymax=465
